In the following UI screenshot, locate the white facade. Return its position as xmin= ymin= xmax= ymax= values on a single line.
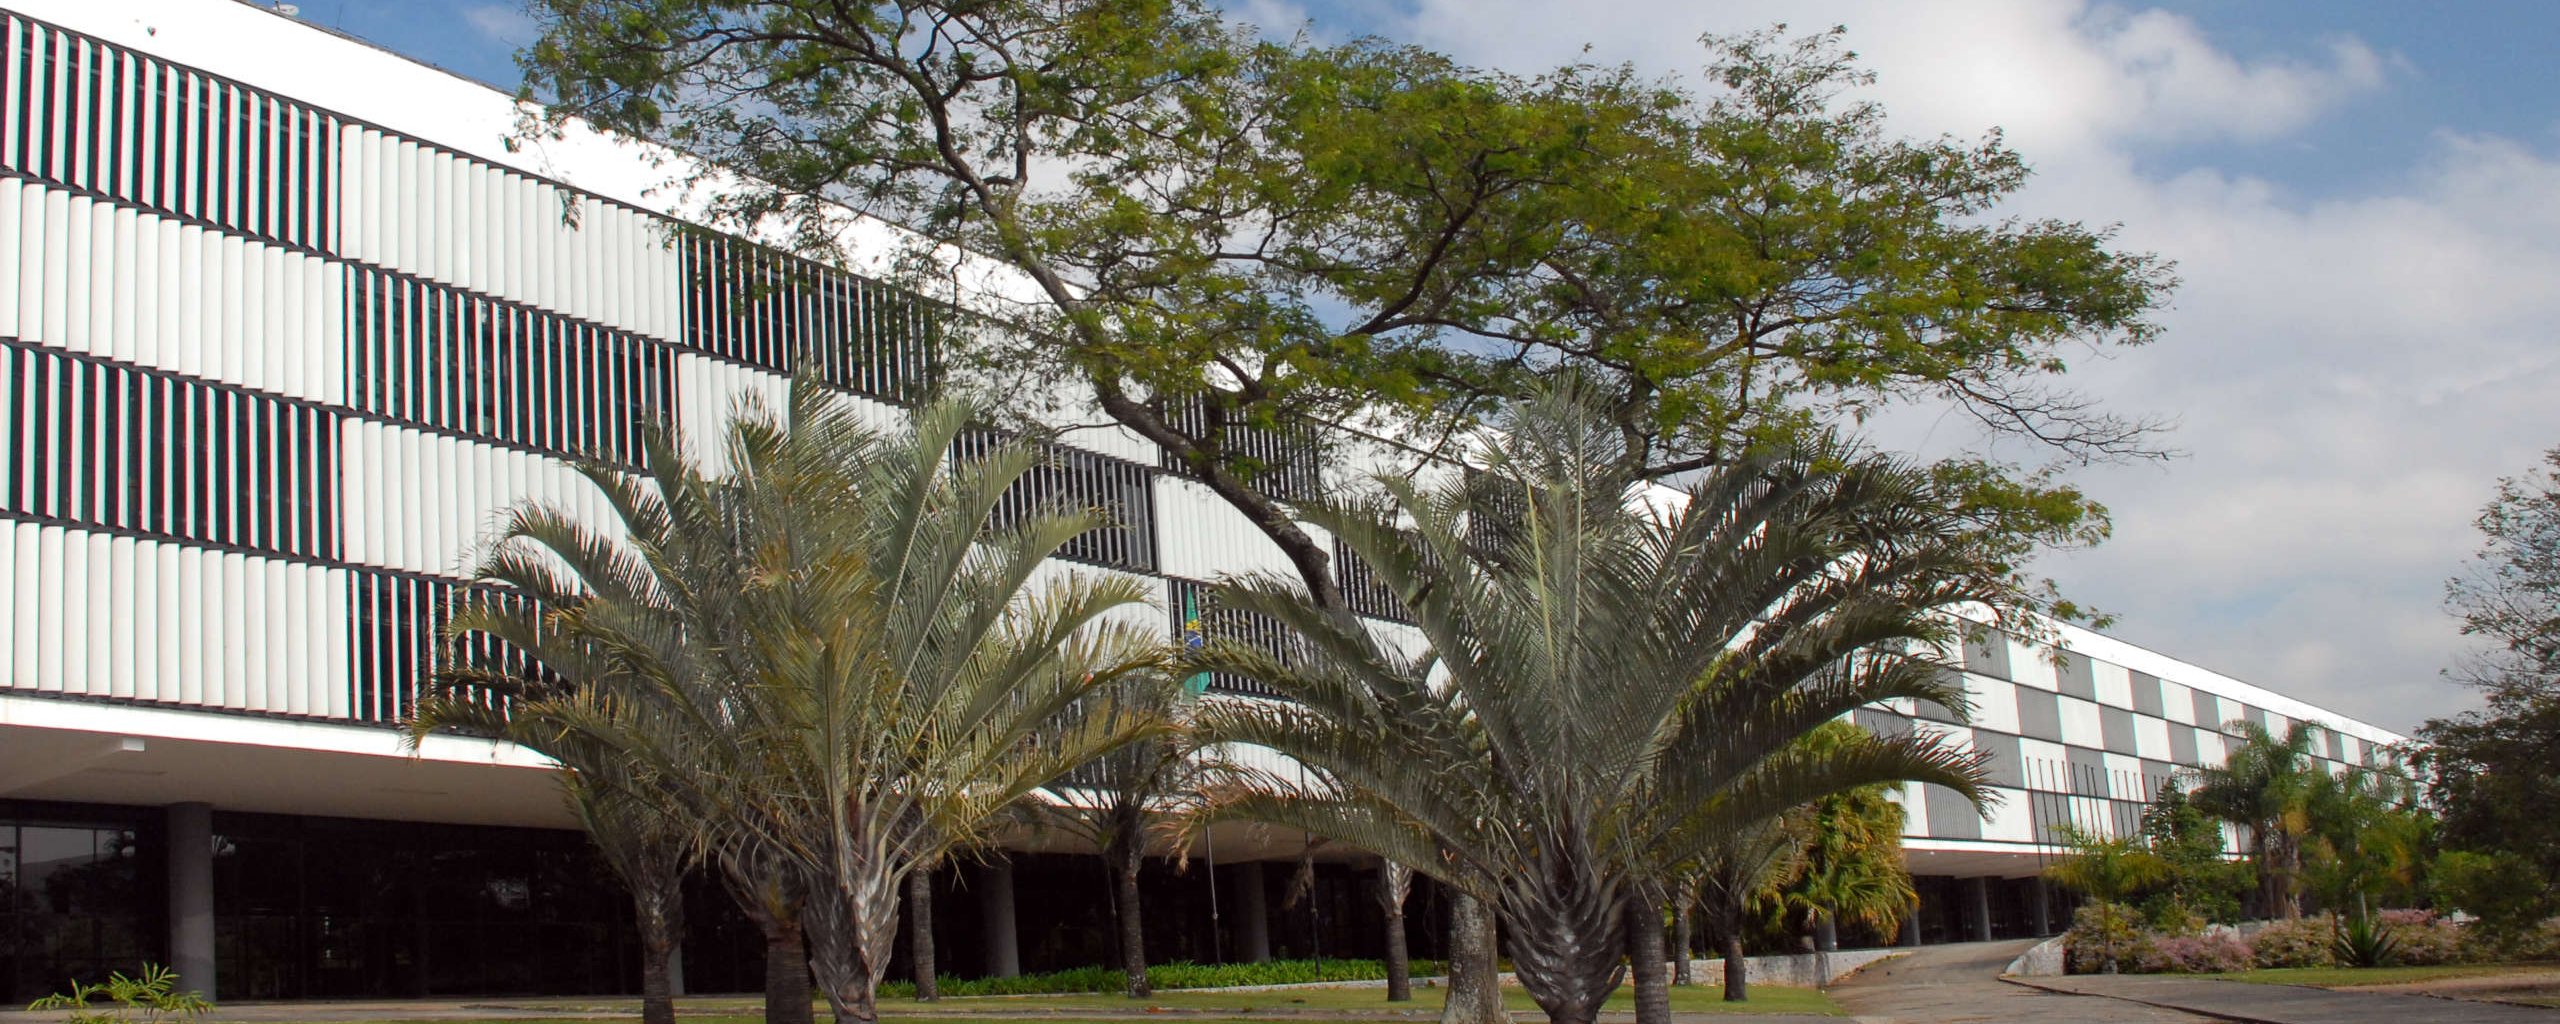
xmin=0 ymin=0 xmax=2405 ymax=940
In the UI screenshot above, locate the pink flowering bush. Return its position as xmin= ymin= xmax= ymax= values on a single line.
xmin=2250 ymin=916 xmax=2336 ymax=968
xmin=2132 ymin=933 xmax=2255 ymax=974
xmin=2378 ymin=909 xmax=2469 ymax=966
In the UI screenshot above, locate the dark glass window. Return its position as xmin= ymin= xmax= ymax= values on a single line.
xmin=1154 ymin=398 xmax=1324 ymax=503
xmin=1 ymin=12 xmax=335 ymax=249
xmin=679 ymin=231 xmax=936 ymax=403
xmin=3 ymin=345 xmax=335 ymax=560
xmin=346 ymin=267 xmax=672 ymax=468
xmin=1334 ymin=536 xmax=1416 ymax=624
xmin=0 ymin=819 xmax=145 ymax=1004
xmin=347 ymin=571 xmax=533 ymax=726
xmin=952 ymin=430 xmax=1157 ymax=574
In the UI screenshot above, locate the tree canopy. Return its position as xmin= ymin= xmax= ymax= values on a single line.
xmin=512 ymin=0 xmax=2165 ymax=608
xmin=2417 ymin=444 xmax=2560 ymax=929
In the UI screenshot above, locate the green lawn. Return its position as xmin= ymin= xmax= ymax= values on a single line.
xmin=2203 ymin=963 xmax=2554 ymax=987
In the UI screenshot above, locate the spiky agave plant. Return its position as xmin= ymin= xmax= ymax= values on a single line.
xmin=1185 ymin=384 xmax=1999 ymax=1024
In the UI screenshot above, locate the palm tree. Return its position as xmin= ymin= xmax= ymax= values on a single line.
xmin=2302 ymin=766 xmax=2429 ymax=923
xmin=1185 ymin=385 xmax=2000 ymax=1024
xmin=1668 ymin=811 xmax=1802 ymax=1002
xmin=410 ymin=690 xmax=696 ymax=1024
xmin=1780 ymin=724 xmax=1919 ymax=965
xmin=1022 ymin=690 xmax=1189 ymax=1000
xmin=424 ymin=377 xmax=1170 ymax=1024
xmin=2189 ymin=721 xmax=2326 ymax=919
xmin=2045 ymin=826 xmax=2168 ymax=973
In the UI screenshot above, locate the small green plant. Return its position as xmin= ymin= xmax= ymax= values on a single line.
xmin=2333 ymin=916 xmax=2401 ymax=968
xmin=26 ymin=964 xmax=211 ymax=1024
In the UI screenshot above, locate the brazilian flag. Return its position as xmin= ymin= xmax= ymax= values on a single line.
xmin=1181 ymin=589 xmax=1210 ymax=698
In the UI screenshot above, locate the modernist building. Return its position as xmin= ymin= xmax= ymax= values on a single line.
xmin=0 ymin=0 xmax=2406 ymax=1002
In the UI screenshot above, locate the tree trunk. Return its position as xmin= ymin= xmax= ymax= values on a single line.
xmin=1627 ymin=896 xmax=1670 ymax=1024
xmin=765 ymin=921 xmax=814 ymax=1024
xmin=1112 ymin=836 xmax=1152 ymax=999
xmin=1721 ymin=935 xmax=1748 ymax=1003
xmin=1378 ymin=861 xmax=1414 ymax=1002
xmin=1670 ymin=892 xmax=1694 ymax=986
xmin=908 ymin=870 xmax=938 ymax=1001
xmin=1439 ymin=891 xmax=1504 ymax=1024
xmin=803 ymin=868 xmax=900 ymax=1024
xmin=635 ymin=880 xmax=684 ymax=1024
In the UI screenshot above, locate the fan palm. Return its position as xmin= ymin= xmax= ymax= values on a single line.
xmin=2188 ymin=720 xmax=2326 ymax=919
xmin=420 ymin=376 xmax=1170 ymax=1024
xmin=1185 ymin=385 xmax=1998 ymax=1024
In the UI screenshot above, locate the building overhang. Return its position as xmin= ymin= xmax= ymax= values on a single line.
xmin=0 ymin=693 xmax=573 ymax=829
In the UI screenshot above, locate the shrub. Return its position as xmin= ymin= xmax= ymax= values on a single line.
xmin=2250 ymin=916 xmax=2336 ymax=969
xmin=874 ymin=958 xmax=1448 ymax=999
xmin=2377 ymin=909 xmax=2468 ymax=966
xmin=2459 ymin=915 xmax=2560 ymax=963
xmin=2063 ymin=901 xmax=2144 ymax=974
xmin=2131 ymin=933 xmax=2254 ymax=974
xmin=26 ymin=964 xmax=210 ymax=1024
xmin=2139 ymin=898 xmax=2206 ymax=937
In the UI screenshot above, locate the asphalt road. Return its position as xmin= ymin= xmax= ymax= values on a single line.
xmin=1828 ymin=940 xmax=2213 ymax=1023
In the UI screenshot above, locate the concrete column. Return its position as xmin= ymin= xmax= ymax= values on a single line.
xmin=2029 ymin=879 xmax=2053 ymax=937
xmin=166 ymin=802 xmax=216 ymax=998
xmin=667 ymin=948 xmax=687 ymax=996
xmin=1965 ymin=877 xmax=1993 ymax=942
xmin=1899 ymin=904 xmax=1921 ymax=947
xmin=979 ymin=858 xmax=1021 ymax=978
xmin=1236 ymin=862 xmax=1271 ymax=963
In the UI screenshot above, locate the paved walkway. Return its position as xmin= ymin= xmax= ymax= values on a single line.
xmin=1827 ymin=939 xmax=2211 ymax=1023
xmin=2017 ymin=972 xmax=2560 ymax=1023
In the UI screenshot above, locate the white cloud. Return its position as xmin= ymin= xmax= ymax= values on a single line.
xmin=1367 ymin=0 xmax=2558 ymax=732
xmin=461 ymin=4 xmax=538 ymax=47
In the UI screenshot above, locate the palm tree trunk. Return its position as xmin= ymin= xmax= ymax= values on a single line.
xmin=1626 ymin=896 xmax=1670 ymax=1024
xmin=1670 ymin=895 xmax=1694 ymax=986
xmin=635 ymin=879 xmax=684 ymax=1024
xmin=1721 ymin=935 xmax=1748 ymax=1002
xmin=764 ymin=920 xmax=814 ymax=1024
xmin=1439 ymin=892 xmax=1504 ymax=1024
xmin=1378 ymin=861 xmax=1414 ymax=1002
xmin=1812 ymin=912 xmax=1833 ymax=991
xmin=1109 ymin=832 xmax=1152 ymax=998
xmin=908 ymin=870 xmax=938 ymax=1001
xmin=803 ymin=867 xmax=900 ymax=1024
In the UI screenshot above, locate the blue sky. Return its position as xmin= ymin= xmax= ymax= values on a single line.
xmin=287 ymin=0 xmax=2560 ymax=732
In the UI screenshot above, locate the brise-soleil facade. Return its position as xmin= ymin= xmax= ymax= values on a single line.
xmin=0 ymin=0 xmax=2405 ymax=1002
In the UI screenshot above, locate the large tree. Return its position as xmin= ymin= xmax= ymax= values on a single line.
xmin=2445 ymin=446 xmax=2560 ymax=697
xmin=426 ymin=379 xmax=1168 ymax=1024
xmin=511 ymin=1 xmax=2162 ymax=611
xmin=2417 ymin=446 xmax=2560 ymax=923
xmin=1183 ymin=385 xmax=1997 ymax=1024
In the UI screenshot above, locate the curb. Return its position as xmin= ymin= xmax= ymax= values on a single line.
xmin=1996 ymin=975 xmax=2262 ymax=1023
